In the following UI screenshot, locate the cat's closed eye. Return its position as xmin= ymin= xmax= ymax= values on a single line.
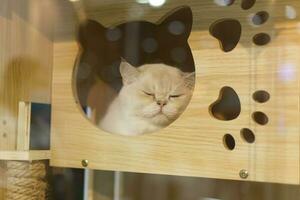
xmin=143 ymin=91 xmax=154 ymax=96
xmin=169 ymin=94 xmax=183 ymax=98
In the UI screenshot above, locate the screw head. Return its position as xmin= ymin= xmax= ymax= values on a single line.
xmin=239 ymin=169 xmax=249 ymax=179
xmin=81 ymin=159 xmax=89 ymax=167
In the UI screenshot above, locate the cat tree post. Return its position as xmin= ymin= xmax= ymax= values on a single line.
xmin=5 ymin=161 xmax=48 ymax=200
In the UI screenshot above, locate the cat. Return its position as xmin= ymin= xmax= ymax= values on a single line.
xmin=99 ymin=60 xmax=195 ymax=136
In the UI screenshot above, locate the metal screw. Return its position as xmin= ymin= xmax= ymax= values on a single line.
xmin=239 ymin=169 xmax=249 ymax=179
xmin=81 ymin=159 xmax=89 ymax=167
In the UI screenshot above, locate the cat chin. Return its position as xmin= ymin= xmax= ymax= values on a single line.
xmin=146 ymin=113 xmax=175 ymax=126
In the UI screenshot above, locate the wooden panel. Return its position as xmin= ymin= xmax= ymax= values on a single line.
xmin=0 ymin=0 xmax=54 ymax=151
xmin=51 ymin=0 xmax=300 ymax=184
xmin=54 ymin=0 xmax=299 ymax=43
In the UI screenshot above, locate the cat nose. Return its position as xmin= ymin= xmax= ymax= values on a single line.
xmin=156 ymin=100 xmax=167 ymax=107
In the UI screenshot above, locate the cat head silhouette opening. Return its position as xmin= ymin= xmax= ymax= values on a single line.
xmin=73 ymin=6 xmax=195 ymax=136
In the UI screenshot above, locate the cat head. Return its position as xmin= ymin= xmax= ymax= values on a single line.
xmin=119 ymin=61 xmax=195 ymax=128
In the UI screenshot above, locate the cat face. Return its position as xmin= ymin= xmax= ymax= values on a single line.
xmin=119 ymin=61 xmax=195 ymax=127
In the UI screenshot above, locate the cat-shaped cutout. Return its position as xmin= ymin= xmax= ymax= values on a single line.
xmin=74 ymin=6 xmax=194 ymax=105
xmin=73 ymin=6 xmax=195 ymax=135
xmin=99 ymin=61 xmax=195 ymax=136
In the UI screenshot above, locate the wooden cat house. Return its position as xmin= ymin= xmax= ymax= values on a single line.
xmin=1 ymin=2 xmax=300 ymax=198
xmin=51 ymin=0 xmax=300 ymax=185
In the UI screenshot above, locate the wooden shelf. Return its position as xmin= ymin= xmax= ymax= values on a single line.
xmin=0 ymin=150 xmax=51 ymax=161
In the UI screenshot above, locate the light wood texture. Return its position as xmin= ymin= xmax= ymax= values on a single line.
xmin=0 ymin=0 xmax=54 ymax=151
xmin=0 ymin=150 xmax=51 ymax=161
xmin=17 ymin=102 xmax=31 ymax=151
xmin=51 ymin=0 xmax=300 ymax=184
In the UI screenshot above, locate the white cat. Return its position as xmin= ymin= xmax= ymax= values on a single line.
xmin=99 ymin=61 xmax=195 ymax=136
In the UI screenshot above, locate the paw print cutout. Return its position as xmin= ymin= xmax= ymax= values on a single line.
xmin=209 ymin=86 xmax=241 ymax=121
xmin=210 ymin=0 xmax=271 ymax=52
xmin=209 ymin=87 xmax=270 ymax=150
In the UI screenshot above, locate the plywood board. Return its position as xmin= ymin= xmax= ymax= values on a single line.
xmin=51 ymin=0 xmax=300 ymax=184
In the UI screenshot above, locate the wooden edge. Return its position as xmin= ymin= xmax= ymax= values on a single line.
xmin=17 ymin=102 xmax=32 ymax=151
xmin=0 ymin=150 xmax=51 ymax=161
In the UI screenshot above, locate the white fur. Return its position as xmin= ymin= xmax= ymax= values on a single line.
xmin=99 ymin=61 xmax=195 ymax=136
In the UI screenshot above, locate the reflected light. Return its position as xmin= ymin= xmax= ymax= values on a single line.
xmin=278 ymin=63 xmax=296 ymax=82
xmin=214 ymin=0 xmax=233 ymax=6
xmin=128 ymin=4 xmax=145 ymax=18
xmin=136 ymin=0 xmax=149 ymax=4
xmin=149 ymin=0 xmax=166 ymax=7
xmin=285 ymin=5 xmax=297 ymax=19
xmin=69 ymin=0 xmax=80 ymax=2
xmin=278 ymin=114 xmax=286 ymax=135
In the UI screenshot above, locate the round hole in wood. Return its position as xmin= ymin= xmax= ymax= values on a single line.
xmin=252 ymin=11 xmax=269 ymax=25
xmin=241 ymin=0 xmax=256 ymax=10
xmin=253 ymin=33 xmax=271 ymax=46
xmin=240 ymin=128 xmax=255 ymax=143
xmin=252 ymin=111 xmax=269 ymax=125
xmin=253 ymin=90 xmax=270 ymax=103
xmin=223 ymin=134 xmax=236 ymax=150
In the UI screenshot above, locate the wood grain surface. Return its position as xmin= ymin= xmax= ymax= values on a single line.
xmin=0 ymin=0 xmax=54 ymax=151
xmin=51 ymin=0 xmax=300 ymax=184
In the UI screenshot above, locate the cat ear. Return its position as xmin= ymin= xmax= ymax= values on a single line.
xmin=78 ymin=19 xmax=106 ymax=50
xmin=119 ymin=60 xmax=140 ymax=85
xmin=183 ymin=72 xmax=195 ymax=89
xmin=158 ymin=6 xmax=193 ymax=39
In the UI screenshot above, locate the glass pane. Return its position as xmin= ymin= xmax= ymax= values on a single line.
xmin=1 ymin=0 xmax=300 ymax=199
